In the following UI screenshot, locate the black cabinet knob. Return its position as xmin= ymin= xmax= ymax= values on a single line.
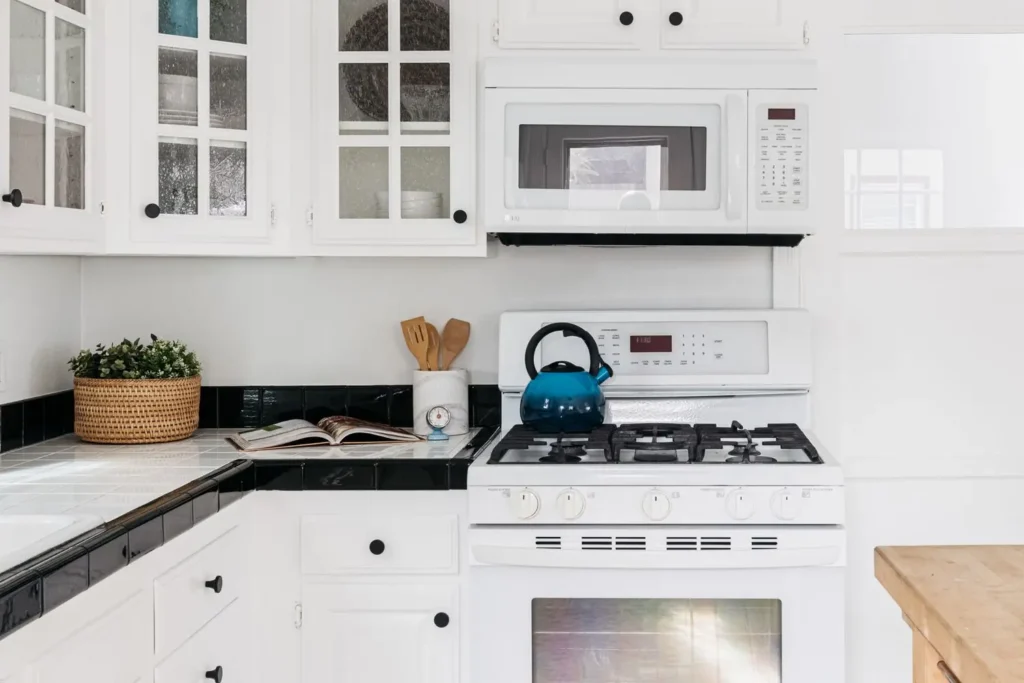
xmin=453 ymin=209 xmax=467 ymax=224
xmin=204 ymin=576 xmax=224 ymax=594
xmin=205 ymin=666 xmax=223 ymax=682
xmin=669 ymin=11 xmax=683 ymax=25
xmin=144 ymin=203 xmax=161 ymax=219
xmin=619 ymin=11 xmax=634 ymax=25
xmin=2 ymin=189 xmax=23 ymax=208
xmin=369 ymin=539 xmax=385 ymax=555
xmin=434 ymin=612 xmax=450 ymax=628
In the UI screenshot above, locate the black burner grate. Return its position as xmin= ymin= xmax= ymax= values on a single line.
xmin=488 ymin=424 xmax=616 ymax=464
xmin=611 ymin=423 xmax=698 ymax=463
xmin=694 ymin=422 xmax=822 ymax=464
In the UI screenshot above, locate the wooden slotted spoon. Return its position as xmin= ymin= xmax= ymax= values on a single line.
xmin=401 ymin=316 xmax=430 ymax=371
xmin=440 ymin=318 xmax=471 ymax=370
xmin=425 ymin=322 xmax=441 ymax=371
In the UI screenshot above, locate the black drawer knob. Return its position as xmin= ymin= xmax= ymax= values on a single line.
xmin=619 ymin=11 xmax=634 ymax=25
xmin=205 ymin=666 xmax=223 ymax=682
xmin=2 ymin=189 xmax=23 ymax=208
xmin=434 ymin=612 xmax=450 ymax=628
xmin=204 ymin=576 xmax=224 ymax=593
xmin=369 ymin=539 xmax=385 ymax=555
xmin=669 ymin=11 xmax=683 ymax=25
xmin=453 ymin=209 xmax=467 ymax=224
xmin=144 ymin=203 xmax=161 ymax=219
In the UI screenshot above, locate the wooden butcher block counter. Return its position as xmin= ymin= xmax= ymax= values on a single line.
xmin=876 ymin=545 xmax=1024 ymax=683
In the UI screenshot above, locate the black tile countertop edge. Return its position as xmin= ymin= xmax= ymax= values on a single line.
xmin=0 ymin=426 xmax=496 ymax=642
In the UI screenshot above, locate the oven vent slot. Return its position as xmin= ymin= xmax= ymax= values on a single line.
xmin=667 ymin=536 xmax=698 ymax=551
xmin=582 ymin=536 xmax=613 ymax=550
xmin=614 ymin=536 xmax=647 ymax=551
xmin=535 ymin=536 xmax=562 ymax=549
xmin=699 ymin=536 xmax=732 ymax=551
xmin=752 ymin=537 xmax=778 ymax=550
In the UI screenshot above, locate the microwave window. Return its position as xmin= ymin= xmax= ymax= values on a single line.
xmin=533 ymin=598 xmax=782 ymax=683
xmin=518 ymin=125 xmax=708 ymax=193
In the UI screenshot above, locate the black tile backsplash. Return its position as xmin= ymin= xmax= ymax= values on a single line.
xmin=0 ymin=390 xmax=76 ymax=453
xmin=22 ymin=397 xmax=45 ymax=447
xmin=0 ymin=401 xmax=24 ymax=452
xmin=346 ymin=386 xmax=391 ymax=423
xmin=303 ymin=386 xmax=348 ymax=424
xmin=261 ymin=387 xmax=304 ymax=424
xmin=198 ymin=386 xmax=219 ymax=429
xmin=302 ymin=461 xmax=376 ymax=490
xmin=43 ymin=391 xmax=74 ymax=440
xmin=470 ymin=385 xmax=502 ymax=428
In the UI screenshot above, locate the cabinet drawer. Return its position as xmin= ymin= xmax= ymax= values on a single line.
xmin=155 ymin=526 xmax=242 ymax=657
xmin=156 ymin=600 xmax=249 ymax=683
xmin=302 ymin=514 xmax=457 ymax=575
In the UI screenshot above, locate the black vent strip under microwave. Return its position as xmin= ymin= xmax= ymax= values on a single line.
xmin=0 ymin=426 xmax=496 ymax=643
xmin=495 ymin=233 xmax=806 ymax=248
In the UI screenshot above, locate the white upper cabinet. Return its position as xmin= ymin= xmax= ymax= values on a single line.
xmin=660 ymin=0 xmax=808 ymax=49
xmin=0 ymin=0 xmax=104 ymax=252
xmin=123 ymin=0 xmax=277 ymax=253
xmin=309 ymin=0 xmax=481 ymax=254
xmin=495 ymin=0 xmax=646 ymax=50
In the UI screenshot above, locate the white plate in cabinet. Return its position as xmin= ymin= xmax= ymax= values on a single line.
xmin=660 ymin=0 xmax=808 ymax=49
xmin=33 ymin=591 xmax=150 ymax=683
xmin=155 ymin=600 xmax=249 ymax=683
xmin=301 ymin=514 xmax=457 ymax=575
xmin=496 ymin=0 xmax=647 ymax=49
xmin=302 ymin=583 xmax=458 ymax=683
xmin=154 ymin=526 xmax=242 ymax=658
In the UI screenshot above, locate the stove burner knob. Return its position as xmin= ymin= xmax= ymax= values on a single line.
xmin=770 ymin=488 xmax=801 ymax=521
xmin=725 ymin=489 xmax=755 ymax=521
xmin=511 ymin=488 xmax=541 ymax=520
xmin=642 ymin=489 xmax=671 ymax=521
xmin=556 ymin=488 xmax=586 ymax=521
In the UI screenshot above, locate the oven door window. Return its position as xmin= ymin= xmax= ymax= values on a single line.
xmin=533 ymin=598 xmax=781 ymax=683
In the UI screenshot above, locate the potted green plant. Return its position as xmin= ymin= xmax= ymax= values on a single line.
xmin=68 ymin=335 xmax=202 ymax=444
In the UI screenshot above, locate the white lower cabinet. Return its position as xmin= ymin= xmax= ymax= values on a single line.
xmin=155 ymin=599 xmax=249 ymax=683
xmin=302 ymin=583 xmax=458 ymax=683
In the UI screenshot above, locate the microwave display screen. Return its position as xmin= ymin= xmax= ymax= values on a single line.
xmin=630 ymin=335 xmax=672 ymax=353
xmin=768 ymin=108 xmax=796 ymax=120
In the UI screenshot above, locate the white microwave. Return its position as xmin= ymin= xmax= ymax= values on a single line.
xmin=482 ymin=59 xmax=817 ymax=245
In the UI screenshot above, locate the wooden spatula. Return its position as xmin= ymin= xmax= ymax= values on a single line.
xmin=440 ymin=318 xmax=471 ymax=370
xmin=426 ymin=322 xmax=441 ymax=371
xmin=401 ymin=317 xmax=430 ymax=371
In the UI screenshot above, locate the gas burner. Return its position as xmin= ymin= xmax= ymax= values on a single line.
xmin=488 ymin=425 xmax=616 ymax=464
xmin=611 ymin=423 xmax=697 ymax=463
xmin=634 ymin=450 xmax=679 ymax=463
xmin=728 ymin=443 xmax=761 ymax=457
xmin=541 ymin=441 xmax=587 ymax=463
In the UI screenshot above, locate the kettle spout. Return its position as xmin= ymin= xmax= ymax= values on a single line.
xmin=595 ymin=363 xmax=613 ymax=385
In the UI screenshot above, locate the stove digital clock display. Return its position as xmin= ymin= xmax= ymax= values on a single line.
xmin=630 ymin=335 xmax=672 ymax=353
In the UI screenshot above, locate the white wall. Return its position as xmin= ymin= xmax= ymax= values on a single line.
xmin=80 ymin=246 xmax=772 ymax=385
xmin=0 ymin=256 xmax=82 ymax=403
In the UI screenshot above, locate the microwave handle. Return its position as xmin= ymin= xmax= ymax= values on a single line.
xmin=472 ymin=544 xmax=842 ymax=569
xmin=724 ymin=93 xmax=745 ymax=222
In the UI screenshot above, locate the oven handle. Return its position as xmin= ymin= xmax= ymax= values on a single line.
xmin=472 ymin=545 xmax=842 ymax=569
xmin=724 ymin=93 xmax=746 ymax=222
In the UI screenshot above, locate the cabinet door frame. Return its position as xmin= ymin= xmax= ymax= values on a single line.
xmin=495 ymin=0 xmax=651 ymax=50
xmin=660 ymin=0 xmax=809 ymax=49
xmin=0 ymin=0 xmax=104 ymax=253
xmin=309 ymin=0 xmax=480 ymax=251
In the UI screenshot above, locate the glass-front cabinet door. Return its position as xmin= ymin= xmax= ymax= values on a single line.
xmin=0 ymin=0 xmax=103 ymax=251
xmin=311 ymin=0 xmax=478 ymax=251
xmin=128 ymin=0 xmax=272 ymax=247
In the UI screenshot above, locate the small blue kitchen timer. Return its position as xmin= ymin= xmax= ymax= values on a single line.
xmin=426 ymin=406 xmax=451 ymax=441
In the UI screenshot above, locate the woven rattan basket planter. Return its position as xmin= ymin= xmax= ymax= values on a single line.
xmin=74 ymin=376 xmax=201 ymax=444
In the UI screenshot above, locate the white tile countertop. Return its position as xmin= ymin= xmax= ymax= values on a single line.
xmin=0 ymin=429 xmax=480 ymax=574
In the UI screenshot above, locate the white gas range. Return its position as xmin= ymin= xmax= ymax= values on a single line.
xmin=468 ymin=309 xmax=844 ymax=683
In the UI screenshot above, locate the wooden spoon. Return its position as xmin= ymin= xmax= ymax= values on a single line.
xmin=425 ymin=322 xmax=441 ymax=371
xmin=401 ymin=316 xmax=430 ymax=371
xmin=440 ymin=318 xmax=471 ymax=371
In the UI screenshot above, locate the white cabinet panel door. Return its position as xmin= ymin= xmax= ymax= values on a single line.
xmin=0 ymin=0 xmax=104 ymax=252
xmin=497 ymin=0 xmax=648 ymax=49
xmin=302 ymin=583 xmax=458 ymax=683
xmin=661 ymin=0 xmax=807 ymax=49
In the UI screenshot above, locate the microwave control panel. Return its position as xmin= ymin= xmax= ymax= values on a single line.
xmin=756 ymin=104 xmax=808 ymax=210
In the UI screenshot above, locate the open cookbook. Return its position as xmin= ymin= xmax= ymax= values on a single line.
xmin=227 ymin=416 xmax=422 ymax=452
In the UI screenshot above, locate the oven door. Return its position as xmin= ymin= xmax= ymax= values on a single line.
xmin=483 ymin=88 xmax=748 ymax=233
xmin=468 ymin=525 xmax=844 ymax=683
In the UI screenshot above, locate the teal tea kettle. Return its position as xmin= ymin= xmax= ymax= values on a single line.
xmin=521 ymin=323 xmax=613 ymax=434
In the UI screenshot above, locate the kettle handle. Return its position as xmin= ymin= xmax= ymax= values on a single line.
xmin=525 ymin=323 xmax=605 ymax=379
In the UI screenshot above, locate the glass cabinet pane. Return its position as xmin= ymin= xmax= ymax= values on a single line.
xmin=339 ymin=0 xmax=387 ymax=51
xmin=159 ymin=0 xmax=198 ymax=38
xmin=339 ymin=147 xmax=388 ymax=218
xmin=210 ymin=0 xmax=246 ymax=44
xmin=210 ymin=141 xmax=246 ymax=215
xmin=56 ymin=0 xmax=85 ymax=13
xmin=9 ymin=109 xmax=46 ymax=205
xmin=158 ymin=137 xmax=198 ymax=214
xmin=10 ymin=0 xmax=46 ymax=101
xmin=158 ymin=48 xmax=198 ymax=125
xmin=210 ymin=54 xmax=246 ymax=129
xmin=55 ymin=19 xmax=86 ymax=112
xmin=401 ymin=147 xmax=448 ymax=219
xmin=400 ymin=0 xmax=449 ymax=51
xmin=400 ymin=63 xmax=448 ymax=130
xmin=55 ymin=120 xmax=85 ymax=209
xmin=339 ymin=63 xmax=388 ymax=133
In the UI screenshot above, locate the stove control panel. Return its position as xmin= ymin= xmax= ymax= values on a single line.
xmin=471 ymin=485 xmax=844 ymax=526
xmin=541 ymin=321 xmax=769 ymax=376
